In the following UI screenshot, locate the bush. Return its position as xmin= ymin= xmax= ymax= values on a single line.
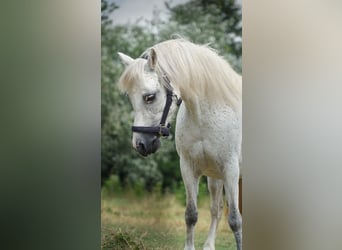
xmin=102 ymin=175 xmax=123 ymax=196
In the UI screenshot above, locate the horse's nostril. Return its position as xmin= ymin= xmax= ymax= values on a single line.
xmin=135 ymin=136 xmax=160 ymax=156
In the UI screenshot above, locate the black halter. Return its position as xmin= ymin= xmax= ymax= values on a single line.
xmin=132 ymin=87 xmax=181 ymax=137
xmin=132 ymin=53 xmax=182 ymax=137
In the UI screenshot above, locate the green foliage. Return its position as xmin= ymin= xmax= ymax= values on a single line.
xmin=101 ymin=0 xmax=242 ymax=192
xmin=162 ymin=0 xmax=242 ymax=72
xmin=102 ymin=175 xmax=123 ymax=196
xmin=101 ymin=3 xmax=162 ymax=188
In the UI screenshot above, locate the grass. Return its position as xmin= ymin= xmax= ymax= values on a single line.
xmin=101 ymin=191 xmax=236 ymax=249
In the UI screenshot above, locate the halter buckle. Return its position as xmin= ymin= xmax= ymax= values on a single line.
xmin=158 ymin=123 xmax=171 ymax=137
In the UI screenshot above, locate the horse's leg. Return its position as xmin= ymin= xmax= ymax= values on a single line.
xmin=180 ymin=157 xmax=199 ymax=250
xmin=203 ymin=177 xmax=223 ymax=250
xmin=224 ymin=156 xmax=242 ymax=250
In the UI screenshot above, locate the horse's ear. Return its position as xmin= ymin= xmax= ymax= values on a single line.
xmin=118 ymin=52 xmax=134 ymax=67
xmin=147 ymin=48 xmax=157 ymax=70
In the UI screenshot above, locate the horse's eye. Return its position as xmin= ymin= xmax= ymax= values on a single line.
xmin=143 ymin=94 xmax=156 ymax=104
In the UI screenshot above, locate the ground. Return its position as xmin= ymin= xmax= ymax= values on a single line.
xmin=101 ymin=192 xmax=236 ymax=249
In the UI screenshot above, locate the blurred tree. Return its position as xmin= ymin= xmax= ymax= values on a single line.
xmin=101 ymin=1 xmax=177 ymax=189
xmin=162 ymin=0 xmax=242 ymax=72
xmin=101 ymin=0 xmax=118 ymax=26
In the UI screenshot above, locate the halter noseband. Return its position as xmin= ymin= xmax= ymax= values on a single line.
xmin=132 ymin=52 xmax=182 ymax=137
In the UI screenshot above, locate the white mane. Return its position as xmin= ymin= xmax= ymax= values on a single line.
xmin=118 ymin=58 xmax=146 ymax=93
xmin=119 ymin=39 xmax=242 ymax=110
xmin=152 ymin=39 xmax=241 ymax=109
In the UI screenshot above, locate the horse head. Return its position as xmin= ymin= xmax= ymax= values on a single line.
xmin=117 ymin=49 xmax=180 ymax=156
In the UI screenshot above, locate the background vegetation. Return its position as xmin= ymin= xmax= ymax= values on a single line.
xmin=101 ymin=192 xmax=236 ymax=250
xmin=101 ymin=0 xmax=242 ymax=194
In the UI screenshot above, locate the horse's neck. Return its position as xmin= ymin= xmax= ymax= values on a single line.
xmin=179 ymin=97 xmax=208 ymax=124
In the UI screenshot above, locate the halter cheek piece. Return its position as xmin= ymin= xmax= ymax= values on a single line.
xmin=131 ymin=53 xmax=182 ymax=137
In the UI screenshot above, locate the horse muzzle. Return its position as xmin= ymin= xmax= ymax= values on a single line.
xmin=134 ymin=134 xmax=161 ymax=156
